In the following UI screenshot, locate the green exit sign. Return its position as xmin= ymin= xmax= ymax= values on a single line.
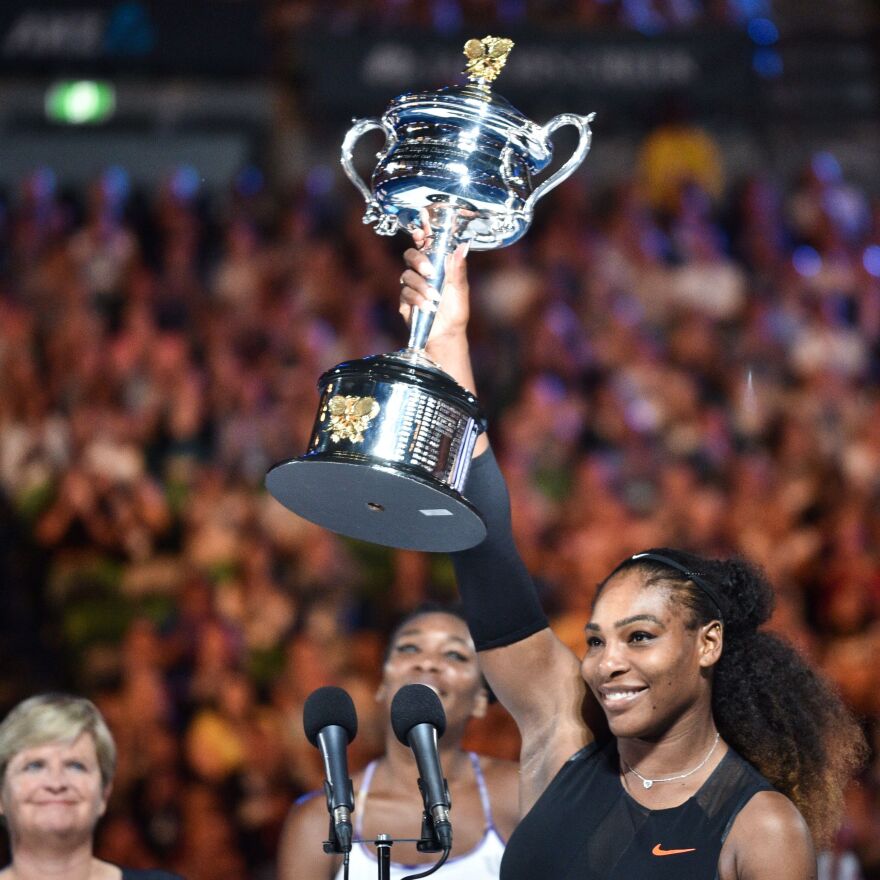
xmin=45 ymin=80 xmax=116 ymax=125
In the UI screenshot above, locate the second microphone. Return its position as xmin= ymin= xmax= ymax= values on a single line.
xmin=391 ymin=683 xmax=453 ymax=851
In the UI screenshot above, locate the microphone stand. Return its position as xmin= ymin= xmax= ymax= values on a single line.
xmin=416 ymin=810 xmax=444 ymax=853
xmin=375 ymin=833 xmax=392 ymax=880
xmin=322 ymin=821 xmax=351 ymax=880
xmin=338 ymin=826 xmax=448 ymax=880
xmin=323 ymin=777 xmax=450 ymax=880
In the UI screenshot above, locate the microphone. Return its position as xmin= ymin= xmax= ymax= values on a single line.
xmin=303 ymin=686 xmax=358 ymax=854
xmin=390 ymin=683 xmax=452 ymax=851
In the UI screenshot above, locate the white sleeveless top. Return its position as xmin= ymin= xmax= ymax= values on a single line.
xmin=333 ymin=752 xmax=506 ymax=880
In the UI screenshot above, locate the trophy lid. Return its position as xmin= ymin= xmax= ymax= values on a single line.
xmin=384 ymin=36 xmax=553 ymax=170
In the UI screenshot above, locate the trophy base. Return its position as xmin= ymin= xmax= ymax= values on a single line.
xmin=265 ymin=455 xmax=487 ymax=552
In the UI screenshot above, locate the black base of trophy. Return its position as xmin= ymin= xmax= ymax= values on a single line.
xmin=265 ymin=456 xmax=487 ymax=552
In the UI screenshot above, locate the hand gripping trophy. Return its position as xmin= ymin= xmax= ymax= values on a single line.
xmin=266 ymin=37 xmax=595 ymax=551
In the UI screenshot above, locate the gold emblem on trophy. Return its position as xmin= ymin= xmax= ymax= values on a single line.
xmin=326 ymin=395 xmax=381 ymax=444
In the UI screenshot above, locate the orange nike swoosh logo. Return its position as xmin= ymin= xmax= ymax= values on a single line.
xmin=652 ymin=844 xmax=696 ymax=856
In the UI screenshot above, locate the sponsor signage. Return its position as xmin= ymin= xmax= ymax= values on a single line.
xmin=288 ymin=29 xmax=756 ymax=127
xmin=0 ymin=1 xmax=267 ymax=75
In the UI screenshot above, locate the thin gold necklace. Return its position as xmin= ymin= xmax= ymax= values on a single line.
xmin=621 ymin=731 xmax=721 ymax=790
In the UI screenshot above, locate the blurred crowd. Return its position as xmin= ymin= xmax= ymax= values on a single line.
xmin=1 ymin=123 xmax=880 ymax=878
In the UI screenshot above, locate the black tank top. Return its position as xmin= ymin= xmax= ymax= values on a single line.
xmin=501 ymin=740 xmax=773 ymax=880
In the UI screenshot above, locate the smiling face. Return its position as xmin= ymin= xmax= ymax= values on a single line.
xmin=0 ymin=733 xmax=110 ymax=846
xmin=580 ymin=569 xmax=722 ymax=740
xmin=380 ymin=612 xmax=488 ymax=736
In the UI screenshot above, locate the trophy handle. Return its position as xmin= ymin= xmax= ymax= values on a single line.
xmin=341 ymin=116 xmax=399 ymax=234
xmin=523 ymin=112 xmax=596 ymax=221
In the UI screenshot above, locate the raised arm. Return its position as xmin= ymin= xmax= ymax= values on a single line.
xmin=401 ymin=238 xmax=593 ymax=809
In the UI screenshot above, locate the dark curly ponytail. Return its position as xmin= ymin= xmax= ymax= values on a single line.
xmin=605 ymin=548 xmax=866 ymax=848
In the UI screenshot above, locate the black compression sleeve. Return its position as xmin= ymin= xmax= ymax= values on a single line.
xmin=450 ymin=447 xmax=549 ymax=651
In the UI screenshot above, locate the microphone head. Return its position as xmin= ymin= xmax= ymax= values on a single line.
xmin=303 ymin=686 xmax=358 ymax=747
xmin=390 ymin=683 xmax=447 ymax=745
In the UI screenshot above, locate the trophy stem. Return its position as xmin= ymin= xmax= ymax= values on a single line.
xmin=406 ymin=201 xmax=475 ymax=352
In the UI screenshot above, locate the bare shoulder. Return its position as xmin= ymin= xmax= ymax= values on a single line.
xmin=720 ymin=790 xmax=816 ymax=880
xmin=278 ymin=790 xmax=340 ymax=880
xmin=478 ymin=755 xmax=521 ymax=838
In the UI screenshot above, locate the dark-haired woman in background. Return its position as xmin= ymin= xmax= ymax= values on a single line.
xmin=399 ymin=237 xmax=866 ymax=879
xmin=277 ymin=605 xmax=519 ymax=880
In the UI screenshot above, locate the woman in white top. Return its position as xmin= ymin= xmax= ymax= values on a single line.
xmin=277 ymin=605 xmax=519 ymax=879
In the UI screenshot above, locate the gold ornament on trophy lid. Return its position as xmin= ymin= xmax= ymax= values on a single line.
xmin=463 ymin=36 xmax=514 ymax=83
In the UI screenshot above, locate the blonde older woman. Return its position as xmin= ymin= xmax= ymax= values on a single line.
xmin=0 ymin=693 xmax=182 ymax=880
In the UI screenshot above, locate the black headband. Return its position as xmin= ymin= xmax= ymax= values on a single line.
xmin=623 ymin=551 xmax=725 ymax=621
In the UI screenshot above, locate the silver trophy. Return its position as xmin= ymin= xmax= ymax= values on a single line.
xmin=266 ymin=37 xmax=594 ymax=551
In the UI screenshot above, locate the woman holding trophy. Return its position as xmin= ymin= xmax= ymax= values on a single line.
xmin=263 ymin=30 xmax=863 ymax=878
xmin=397 ymin=233 xmax=865 ymax=880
